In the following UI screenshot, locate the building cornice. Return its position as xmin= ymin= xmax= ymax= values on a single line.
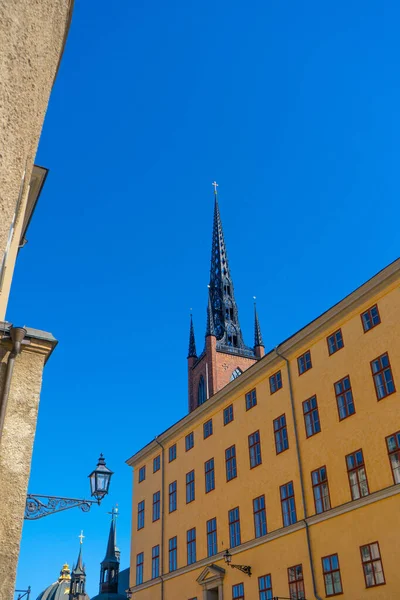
xmin=129 ymin=483 xmax=400 ymax=593
xmin=127 ymin=258 xmax=400 ymax=467
xmin=0 ymin=321 xmax=57 ymax=363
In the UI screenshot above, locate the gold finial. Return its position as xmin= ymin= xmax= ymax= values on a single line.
xmin=59 ymin=563 xmax=71 ymax=581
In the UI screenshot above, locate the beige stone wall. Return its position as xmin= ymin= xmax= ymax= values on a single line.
xmin=0 ymin=0 xmax=73 ymax=280
xmin=0 ymin=340 xmax=54 ymax=600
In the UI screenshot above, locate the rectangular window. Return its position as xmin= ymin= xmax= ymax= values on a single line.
xmin=322 ymin=554 xmax=342 ymax=596
xmin=203 ymin=419 xmax=213 ymax=439
xmin=153 ymin=455 xmax=160 ymax=473
xmin=138 ymin=466 xmax=146 ymax=482
xmin=288 ymin=564 xmax=305 ymax=599
xmin=136 ymin=552 xmax=144 ymax=585
xmin=297 ymin=350 xmax=312 ymax=375
xmin=151 ymin=545 xmax=160 ymax=579
xmin=169 ymin=444 xmax=176 ymax=462
xmin=269 ymin=370 xmax=282 ymax=394
xmin=249 ymin=430 xmax=262 ymax=468
xmin=205 ymin=458 xmax=215 ymax=493
xmin=311 ymin=466 xmax=331 ymax=514
xmin=327 ymin=329 xmax=344 ymax=355
xmin=169 ymin=481 xmax=177 ymax=513
xmin=186 ymin=470 xmax=195 ymax=503
xmin=207 ymin=517 xmax=218 ymax=557
xmin=360 ymin=542 xmax=385 ymax=587
xmin=225 ymin=445 xmax=237 ymax=481
xmin=232 ymin=583 xmax=244 ymax=599
xmin=258 ymin=574 xmax=273 ymax=600
xmin=386 ymin=431 xmax=400 ymax=484
xmin=303 ymin=396 xmax=321 ymax=437
xmin=245 ymin=388 xmax=257 ymax=410
xmin=224 ymin=404 xmax=234 ymax=425
xmin=346 ymin=449 xmax=369 ymax=499
xmin=273 ymin=414 xmax=288 ymax=453
xmin=280 ymin=481 xmax=297 ymax=526
xmin=334 ymin=375 xmax=355 ymax=420
xmin=185 ymin=431 xmax=194 ymax=451
xmin=361 ymin=304 xmax=381 ymax=332
xmin=137 ymin=500 xmax=145 ymax=530
xmin=187 ymin=527 xmax=196 ymax=565
xmin=152 ymin=491 xmax=160 ymax=522
xmin=168 ymin=536 xmax=177 ymax=572
xmin=371 ymin=353 xmax=395 ymax=400
xmin=253 ymin=495 xmax=267 ymax=538
xmin=229 ymin=507 xmax=241 ymax=548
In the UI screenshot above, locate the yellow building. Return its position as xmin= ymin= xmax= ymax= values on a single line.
xmin=127 ymin=189 xmax=400 ymax=600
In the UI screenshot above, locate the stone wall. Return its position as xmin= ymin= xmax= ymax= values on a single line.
xmin=0 ymin=0 xmax=73 ymax=265
xmin=0 ymin=334 xmax=55 ymax=600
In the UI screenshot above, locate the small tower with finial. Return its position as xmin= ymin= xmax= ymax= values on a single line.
xmin=253 ymin=297 xmax=265 ymax=358
xmin=69 ymin=532 xmax=89 ymax=600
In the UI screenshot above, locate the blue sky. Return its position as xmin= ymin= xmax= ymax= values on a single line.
xmin=12 ymin=0 xmax=400 ymax=596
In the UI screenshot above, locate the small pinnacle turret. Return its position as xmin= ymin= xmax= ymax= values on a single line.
xmin=254 ymin=301 xmax=264 ymax=348
xmin=188 ymin=315 xmax=197 ymax=358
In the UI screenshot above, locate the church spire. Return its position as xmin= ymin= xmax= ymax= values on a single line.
xmin=69 ymin=533 xmax=87 ymax=600
xmin=187 ymin=314 xmax=197 ymax=358
xmin=208 ymin=182 xmax=253 ymax=356
xmin=205 ymin=288 xmax=215 ymax=337
xmin=97 ymin=507 xmax=120 ymax=596
xmin=253 ymin=299 xmax=265 ymax=358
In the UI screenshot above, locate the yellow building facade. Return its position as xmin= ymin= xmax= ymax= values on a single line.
xmin=127 ymin=198 xmax=400 ymax=600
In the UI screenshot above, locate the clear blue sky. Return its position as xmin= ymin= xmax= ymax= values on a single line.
xmin=12 ymin=1 xmax=400 ymax=597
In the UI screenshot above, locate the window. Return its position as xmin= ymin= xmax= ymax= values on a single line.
xmin=185 ymin=432 xmax=194 ymax=451
xmin=225 ymin=445 xmax=237 ymax=481
xmin=203 ymin=419 xmax=213 ymax=439
xmin=151 ymin=545 xmax=160 ymax=579
xmin=269 ymin=370 xmax=282 ymax=394
xmin=229 ymin=507 xmax=241 ymax=548
xmin=198 ymin=375 xmax=206 ymax=405
xmin=168 ymin=536 xmax=177 ymax=572
xmin=169 ymin=481 xmax=177 ymax=513
xmin=205 ymin=458 xmax=215 ymax=493
xmin=327 ymin=329 xmax=344 ymax=355
xmin=224 ymin=404 xmax=234 ymax=425
xmin=186 ymin=470 xmax=195 ymax=503
xmin=297 ymin=350 xmax=312 ymax=375
xmin=258 ymin=574 xmax=273 ymax=600
xmin=322 ymin=554 xmax=342 ymax=596
xmin=361 ymin=304 xmax=381 ymax=332
xmin=334 ymin=375 xmax=355 ymax=420
xmin=207 ymin=517 xmax=218 ymax=557
xmin=273 ymin=414 xmax=288 ymax=454
xmin=138 ymin=466 xmax=146 ymax=482
xmin=136 ymin=552 xmax=144 ymax=585
xmin=245 ymin=388 xmax=257 ymax=410
xmin=280 ymin=481 xmax=296 ymax=526
xmin=232 ymin=583 xmax=244 ymax=599
xmin=249 ymin=430 xmax=262 ymax=468
xmin=360 ymin=542 xmax=385 ymax=587
xmin=386 ymin=431 xmax=400 ymax=483
xmin=371 ymin=353 xmax=395 ymax=400
xmin=253 ymin=495 xmax=267 ymax=538
xmin=311 ymin=466 xmax=331 ymax=514
xmin=153 ymin=455 xmax=160 ymax=473
xmin=152 ymin=491 xmax=160 ymax=522
xmin=346 ymin=449 xmax=369 ymax=499
xmin=169 ymin=444 xmax=177 ymax=462
xmin=303 ymin=396 xmax=321 ymax=437
xmin=186 ymin=527 xmax=196 ymax=565
xmin=137 ymin=500 xmax=145 ymax=530
xmin=288 ymin=564 xmax=305 ymax=599
xmin=231 ymin=367 xmax=243 ymax=381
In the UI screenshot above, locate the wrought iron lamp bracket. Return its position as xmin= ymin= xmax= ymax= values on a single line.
xmin=229 ymin=563 xmax=252 ymax=577
xmin=24 ymin=494 xmax=99 ymax=520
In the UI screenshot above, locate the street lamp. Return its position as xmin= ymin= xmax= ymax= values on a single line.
xmin=25 ymin=455 xmax=113 ymax=520
xmin=223 ymin=548 xmax=252 ymax=577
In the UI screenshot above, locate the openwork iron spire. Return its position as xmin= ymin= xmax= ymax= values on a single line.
xmin=253 ymin=300 xmax=264 ymax=348
xmin=206 ymin=288 xmax=215 ymax=337
xmin=188 ymin=314 xmax=197 ymax=358
xmin=208 ymin=183 xmax=254 ymax=357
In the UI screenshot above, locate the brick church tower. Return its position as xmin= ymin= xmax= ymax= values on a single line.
xmin=187 ymin=183 xmax=265 ymax=413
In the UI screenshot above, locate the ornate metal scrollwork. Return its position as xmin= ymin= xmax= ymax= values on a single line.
xmin=24 ymin=494 xmax=95 ymax=520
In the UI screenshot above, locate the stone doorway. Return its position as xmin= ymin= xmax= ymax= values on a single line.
xmin=196 ymin=564 xmax=225 ymax=600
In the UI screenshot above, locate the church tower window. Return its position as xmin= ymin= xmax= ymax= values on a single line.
xmin=198 ymin=375 xmax=206 ymax=406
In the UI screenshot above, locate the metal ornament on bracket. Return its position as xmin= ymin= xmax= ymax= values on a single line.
xmin=24 ymin=495 xmax=95 ymax=520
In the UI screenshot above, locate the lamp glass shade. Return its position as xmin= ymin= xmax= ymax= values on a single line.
xmin=223 ymin=549 xmax=232 ymax=564
xmin=89 ymin=454 xmax=113 ymax=501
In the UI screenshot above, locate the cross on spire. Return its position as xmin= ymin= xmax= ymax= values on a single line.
xmin=78 ymin=530 xmax=85 ymax=545
xmin=212 ymin=181 xmax=218 ymax=194
xmin=108 ymin=505 xmax=119 ymax=521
